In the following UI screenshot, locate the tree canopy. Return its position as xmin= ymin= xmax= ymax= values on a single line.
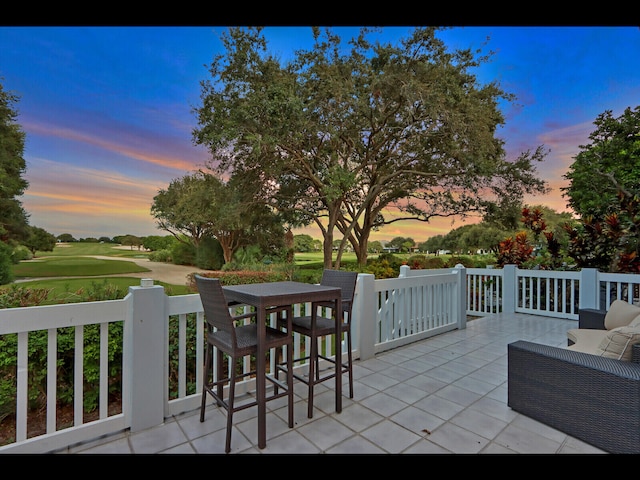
xmin=0 ymin=80 xmax=29 ymax=244
xmin=562 ymin=106 xmax=640 ymax=272
xmin=563 ymin=106 xmax=640 ymax=220
xmin=151 ymin=170 xmax=285 ymax=263
xmin=23 ymin=226 xmax=57 ymax=255
xmin=193 ymin=26 xmax=549 ymax=268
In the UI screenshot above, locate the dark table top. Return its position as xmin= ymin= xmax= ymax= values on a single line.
xmin=223 ymin=281 xmax=341 ymax=309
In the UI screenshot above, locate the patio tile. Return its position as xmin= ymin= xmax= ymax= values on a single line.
xmin=360 ymin=419 xmax=423 ymax=453
xmin=424 ymin=421 xmax=490 ymax=454
xmin=50 ymin=313 xmax=609 ymax=455
xmin=296 ymin=415 xmax=355 ymax=451
xmin=359 ymin=391 xmax=409 ymax=417
xmin=128 ymin=421 xmax=189 ymax=454
xmin=333 ymin=403 xmax=384 ymax=432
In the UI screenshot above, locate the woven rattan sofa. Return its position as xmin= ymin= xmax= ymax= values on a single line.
xmin=508 ymin=304 xmax=640 ymax=454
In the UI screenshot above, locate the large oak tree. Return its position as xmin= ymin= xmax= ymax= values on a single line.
xmin=193 ymin=27 xmax=549 ymax=268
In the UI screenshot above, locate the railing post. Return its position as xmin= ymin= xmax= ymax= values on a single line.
xmin=355 ymin=273 xmax=376 ymax=361
xmin=579 ymin=268 xmax=600 ymax=310
xmin=123 ymin=279 xmax=167 ymax=432
xmin=453 ymin=264 xmax=467 ymax=329
xmin=502 ymin=264 xmax=517 ymax=314
xmin=399 ymin=265 xmax=410 ymax=278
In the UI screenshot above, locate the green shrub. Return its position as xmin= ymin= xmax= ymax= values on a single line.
xmin=0 ymin=243 xmax=14 ymax=286
xmin=365 ymin=253 xmax=403 ymax=279
xmin=171 ymin=242 xmax=196 ymax=266
xmin=446 ymin=256 xmax=475 ymax=268
xmin=0 ymin=284 xmax=53 ymax=308
xmin=0 ymin=282 xmax=127 ymax=425
xmin=186 ymin=269 xmax=292 ymax=292
xmin=148 ymin=249 xmax=172 ymax=262
xmin=423 ymin=257 xmax=447 ymax=269
xmin=196 ymin=237 xmax=224 ymax=270
xmin=11 ymin=245 xmax=32 ymax=263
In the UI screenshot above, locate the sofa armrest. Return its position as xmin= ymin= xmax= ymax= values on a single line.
xmin=578 ymin=308 xmax=607 ymax=330
xmin=508 ymin=340 xmax=640 ymax=454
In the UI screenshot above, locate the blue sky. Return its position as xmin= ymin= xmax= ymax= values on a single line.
xmin=1 ymin=26 xmax=639 ymax=242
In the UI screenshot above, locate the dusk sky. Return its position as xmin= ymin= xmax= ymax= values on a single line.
xmin=1 ymin=26 xmax=639 ymax=243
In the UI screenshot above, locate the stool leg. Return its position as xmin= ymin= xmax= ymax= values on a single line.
xmin=200 ymin=343 xmax=211 ymax=422
xmin=307 ymin=334 xmax=317 ymax=418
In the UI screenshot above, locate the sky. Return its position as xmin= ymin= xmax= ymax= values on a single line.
xmin=1 ymin=25 xmax=639 ymax=243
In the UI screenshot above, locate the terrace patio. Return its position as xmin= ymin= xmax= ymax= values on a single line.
xmin=51 ymin=312 xmax=606 ymax=454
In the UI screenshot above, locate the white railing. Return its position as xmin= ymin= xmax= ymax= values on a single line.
xmin=440 ymin=264 xmax=640 ymax=319
xmin=0 ymin=271 xmax=466 ymax=453
xmin=3 ymin=263 xmax=638 ymax=453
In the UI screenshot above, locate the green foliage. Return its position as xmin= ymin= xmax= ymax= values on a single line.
xmin=11 ymin=244 xmax=31 ymax=263
xmin=57 ymin=233 xmax=76 ymax=242
xmin=423 ymin=257 xmax=447 ymax=269
xmin=368 ymin=240 xmax=383 ymax=254
xmin=0 ymin=242 xmax=13 ymax=285
xmin=196 ymin=237 xmax=224 ymax=270
xmin=563 ymin=106 xmax=640 ymax=220
xmin=0 ymin=284 xmax=52 ymax=308
xmin=419 ymin=235 xmax=445 ymax=253
xmin=171 ymin=242 xmax=196 ymax=266
xmin=445 ymin=256 xmax=476 ymax=268
xmin=293 ymin=234 xmax=316 ymax=253
xmin=186 ymin=270 xmax=290 ymax=291
xmin=192 ymin=27 xmax=548 ymax=269
xmin=0 ymin=80 xmax=29 ymax=244
xmin=119 ymin=234 xmax=143 ymax=250
xmin=143 ymin=235 xmax=176 ymax=252
xmin=365 ymin=253 xmax=404 ymax=279
xmin=23 ymin=226 xmax=57 ymax=255
xmin=560 ymin=106 xmax=640 ymax=273
xmin=82 ymin=279 xmax=126 ymax=301
xmin=0 ymin=282 xmax=128 ymax=422
xmin=152 ymin=171 xmax=285 ymax=265
xmin=406 ymin=254 xmax=429 ymax=269
xmin=167 ymin=313 xmax=198 ymax=399
xmin=0 ymin=321 xmax=125 ymax=420
xmin=148 ymin=249 xmax=172 ymax=262
xmin=386 ymin=236 xmax=415 ymax=253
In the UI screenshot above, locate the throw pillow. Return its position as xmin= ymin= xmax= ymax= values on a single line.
xmin=604 ymin=300 xmax=640 ymax=330
xmin=630 ymin=314 xmax=640 ymax=328
xmin=596 ymin=326 xmax=640 ymax=361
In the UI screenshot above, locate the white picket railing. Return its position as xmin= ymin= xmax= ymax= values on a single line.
xmin=0 ymin=271 xmax=465 ymax=453
xmin=2 ymin=264 xmax=638 ymax=453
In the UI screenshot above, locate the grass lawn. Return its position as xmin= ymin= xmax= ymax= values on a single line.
xmin=7 ymin=277 xmax=190 ymax=302
xmin=2 ymin=243 xmax=189 ymax=304
xmin=12 ymin=256 xmax=150 ymax=277
xmin=4 ymin=242 xmax=493 ymax=305
xmin=41 ymin=242 xmax=151 ymax=258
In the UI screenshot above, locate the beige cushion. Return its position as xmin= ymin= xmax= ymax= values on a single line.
xmin=630 ymin=314 xmax=640 ymax=327
xmin=567 ymin=329 xmax=609 ymax=354
xmin=595 ymin=326 xmax=640 ymax=361
xmin=604 ymin=300 xmax=640 ymax=330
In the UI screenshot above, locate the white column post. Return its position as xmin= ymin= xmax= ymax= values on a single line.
xmin=502 ymin=264 xmax=517 ymax=314
xmin=355 ymin=273 xmax=376 ymax=360
xmin=123 ymin=280 xmax=167 ymax=432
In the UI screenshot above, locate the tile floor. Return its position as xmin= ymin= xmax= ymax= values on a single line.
xmin=56 ymin=312 xmax=607 ymax=454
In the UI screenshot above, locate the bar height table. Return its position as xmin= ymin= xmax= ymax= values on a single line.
xmin=222 ymin=281 xmax=343 ymax=449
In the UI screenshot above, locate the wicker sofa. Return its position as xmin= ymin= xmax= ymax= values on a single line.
xmin=507 ymin=303 xmax=640 ymax=454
